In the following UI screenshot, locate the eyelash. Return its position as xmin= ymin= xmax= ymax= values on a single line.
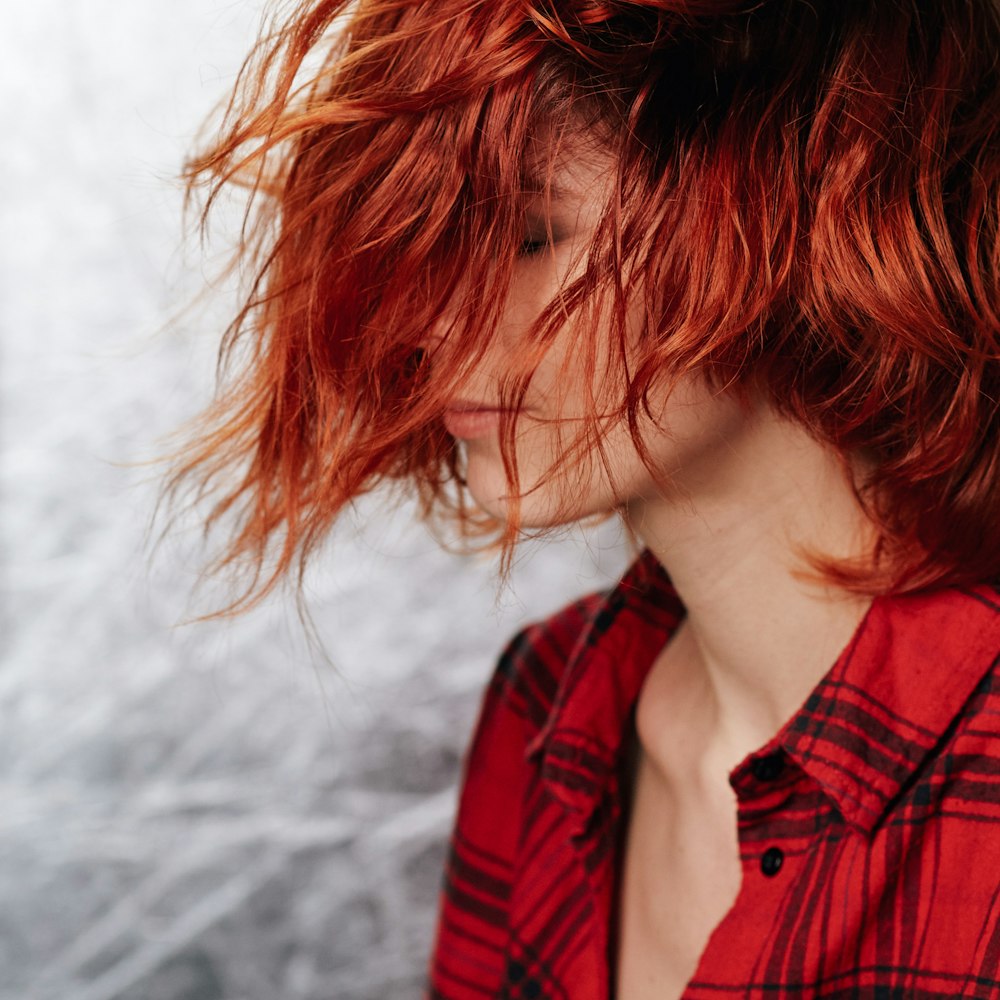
xmin=518 ymin=237 xmax=548 ymax=256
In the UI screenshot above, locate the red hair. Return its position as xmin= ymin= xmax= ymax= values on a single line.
xmin=172 ymin=0 xmax=1000 ymax=610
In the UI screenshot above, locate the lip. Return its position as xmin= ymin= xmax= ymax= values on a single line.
xmin=443 ymin=403 xmax=518 ymax=440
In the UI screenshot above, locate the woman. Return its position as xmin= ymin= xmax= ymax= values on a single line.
xmin=176 ymin=0 xmax=1000 ymax=995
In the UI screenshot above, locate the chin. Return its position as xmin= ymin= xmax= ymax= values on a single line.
xmin=464 ymin=466 xmax=612 ymax=531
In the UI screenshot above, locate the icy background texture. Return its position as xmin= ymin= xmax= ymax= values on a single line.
xmin=2 ymin=4 xmax=628 ymax=999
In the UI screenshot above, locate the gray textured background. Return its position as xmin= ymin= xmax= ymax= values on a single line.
xmin=2 ymin=3 xmax=628 ymax=998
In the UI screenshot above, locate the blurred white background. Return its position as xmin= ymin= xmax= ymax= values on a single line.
xmin=1 ymin=3 xmax=628 ymax=998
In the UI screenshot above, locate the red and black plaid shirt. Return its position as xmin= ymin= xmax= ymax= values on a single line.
xmin=427 ymin=549 xmax=1000 ymax=998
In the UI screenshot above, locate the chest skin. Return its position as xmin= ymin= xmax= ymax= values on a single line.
xmin=612 ymin=633 xmax=745 ymax=1000
xmin=613 ymin=736 xmax=743 ymax=999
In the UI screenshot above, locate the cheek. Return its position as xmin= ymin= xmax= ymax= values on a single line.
xmin=458 ymin=294 xmax=747 ymax=521
xmin=631 ymin=379 xmax=753 ymax=495
xmin=459 ymin=415 xmax=622 ymax=526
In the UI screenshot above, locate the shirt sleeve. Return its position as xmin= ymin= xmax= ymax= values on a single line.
xmin=424 ymin=630 xmax=534 ymax=999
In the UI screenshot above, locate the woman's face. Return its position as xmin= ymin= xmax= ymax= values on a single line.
xmin=437 ymin=137 xmax=751 ymax=530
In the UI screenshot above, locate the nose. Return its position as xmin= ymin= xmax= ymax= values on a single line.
xmin=410 ymin=306 xmax=457 ymax=393
xmin=402 ymin=345 xmax=427 ymax=381
xmin=415 ymin=302 xmax=469 ymax=385
xmin=418 ymin=303 xmax=456 ymax=357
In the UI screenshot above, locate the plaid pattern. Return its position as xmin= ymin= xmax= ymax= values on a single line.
xmin=427 ymin=550 xmax=1000 ymax=998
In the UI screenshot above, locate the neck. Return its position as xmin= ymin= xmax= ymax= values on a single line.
xmin=624 ymin=398 xmax=875 ymax=770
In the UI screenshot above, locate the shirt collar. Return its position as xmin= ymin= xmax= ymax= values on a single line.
xmin=771 ymin=583 xmax=1000 ymax=834
xmin=524 ymin=549 xmax=683 ymax=831
xmin=525 ymin=550 xmax=1000 ymax=838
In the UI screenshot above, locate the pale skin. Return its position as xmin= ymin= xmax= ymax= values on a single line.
xmin=433 ymin=137 xmax=876 ymax=997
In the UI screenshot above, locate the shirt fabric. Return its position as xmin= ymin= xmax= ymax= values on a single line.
xmin=426 ymin=549 xmax=1000 ymax=998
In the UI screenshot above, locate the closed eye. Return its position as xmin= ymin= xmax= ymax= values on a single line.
xmin=518 ymin=235 xmax=551 ymax=257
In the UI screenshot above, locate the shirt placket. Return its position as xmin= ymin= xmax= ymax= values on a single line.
xmin=683 ymin=748 xmax=833 ymax=997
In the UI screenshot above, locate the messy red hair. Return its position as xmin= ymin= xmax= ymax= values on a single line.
xmin=173 ymin=0 xmax=1000 ymax=610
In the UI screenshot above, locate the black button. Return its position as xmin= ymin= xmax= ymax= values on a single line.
xmin=751 ymin=752 xmax=785 ymax=782
xmin=761 ymin=846 xmax=784 ymax=877
xmin=524 ymin=982 xmax=541 ymax=999
xmin=506 ymin=960 xmax=524 ymax=982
